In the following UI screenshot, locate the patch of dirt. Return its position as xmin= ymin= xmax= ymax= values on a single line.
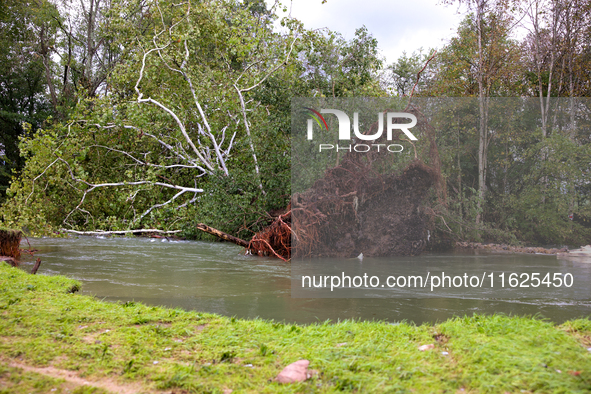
xmin=81 ymin=332 xmax=101 ymax=344
xmin=578 ymin=335 xmax=591 ymax=347
xmin=2 ymin=358 xmax=151 ymax=394
xmin=78 ymin=323 xmax=120 ymax=345
xmin=562 ymin=327 xmax=591 ymax=347
xmin=0 ymin=366 xmax=83 ymax=393
xmin=0 ymin=336 xmax=21 ymax=344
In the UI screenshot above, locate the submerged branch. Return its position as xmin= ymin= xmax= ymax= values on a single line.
xmin=195 ymin=223 xmax=249 ymax=248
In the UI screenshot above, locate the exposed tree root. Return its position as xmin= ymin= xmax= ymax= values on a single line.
xmin=202 ymin=105 xmax=443 ymax=260
xmin=291 ymin=158 xmax=438 ymax=258
xmin=247 ymin=206 xmax=291 ymax=261
xmin=0 ymin=229 xmax=21 ymax=260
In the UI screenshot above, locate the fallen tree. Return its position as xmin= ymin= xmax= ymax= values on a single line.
xmin=196 ymin=156 xmax=438 ymax=260
xmin=197 ymin=101 xmax=442 ymax=260
xmin=292 ymin=158 xmax=438 ymax=258
xmin=195 ymin=211 xmax=292 ymax=261
xmin=198 ymin=157 xmax=439 ymax=260
xmin=60 ymin=229 xmax=182 ymax=236
xmin=278 ymin=101 xmax=441 ymax=259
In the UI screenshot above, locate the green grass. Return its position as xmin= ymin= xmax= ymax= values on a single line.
xmin=1 ymin=263 xmax=591 ymax=393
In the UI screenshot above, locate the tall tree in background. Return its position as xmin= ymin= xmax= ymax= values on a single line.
xmin=388 ymin=49 xmax=436 ymax=96
xmin=0 ymin=0 xmax=149 ymax=198
xmin=521 ymin=0 xmax=591 ymax=119
xmin=0 ymin=0 xmax=58 ymax=196
xmin=438 ymin=1 xmax=520 ymax=228
xmin=299 ymin=26 xmax=385 ymax=98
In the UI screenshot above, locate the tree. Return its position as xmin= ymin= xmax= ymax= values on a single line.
xmin=298 ymin=26 xmax=386 ymax=98
xmin=2 ymin=0 xmax=301 ymax=235
xmin=0 ymin=0 xmax=58 ymax=197
xmin=388 ymin=49 xmax=436 ymax=96
xmin=437 ymin=1 xmax=520 ymax=229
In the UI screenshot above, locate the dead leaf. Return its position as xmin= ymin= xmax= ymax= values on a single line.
xmin=418 ymin=344 xmax=434 ymax=351
xmin=275 ymin=359 xmax=310 ymax=383
xmin=569 ymin=371 xmax=581 ymax=376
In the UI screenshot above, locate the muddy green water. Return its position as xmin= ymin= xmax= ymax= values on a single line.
xmin=18 ymin=237 xmax=591 ymax=324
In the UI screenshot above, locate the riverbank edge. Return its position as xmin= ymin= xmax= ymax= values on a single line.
xmin=454 ymin=241 xmax=570 ymax=255
xmin=2 ymin=263 xmax=591 ymax=393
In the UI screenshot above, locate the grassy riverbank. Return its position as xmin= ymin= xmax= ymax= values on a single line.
xmin=1 ymin=264 xmax=591 ymax=393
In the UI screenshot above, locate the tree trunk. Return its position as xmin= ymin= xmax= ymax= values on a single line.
xmin=475 ymin=0 xmax=488 ymax=226
xmin=31 ymin=258 xmax=41 ymax=274
xmin=195 ymin=224 xmax=249 ymax=248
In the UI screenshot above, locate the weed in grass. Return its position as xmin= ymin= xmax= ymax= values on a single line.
xmin=219 ymin=351 xmax=236 ymax=363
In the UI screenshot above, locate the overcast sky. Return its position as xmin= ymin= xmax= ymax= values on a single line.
xmin=272 ymin=0 xmax=467 ymax=65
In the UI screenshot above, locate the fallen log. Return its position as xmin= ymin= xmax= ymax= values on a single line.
xmin=195 ymin=223 xmax=249 ymax=248
xmin=31 ymin=258 xmax=41 ymax=274
xmin=61 ymin=229 xmax=182 ymax=236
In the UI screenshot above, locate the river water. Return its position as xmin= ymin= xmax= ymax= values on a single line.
xmin=17 ymin=237 xmax=591 ymax=324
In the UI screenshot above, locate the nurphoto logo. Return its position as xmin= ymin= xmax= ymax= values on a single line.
xmin=304 ymin=108 xmax=418 ymax=153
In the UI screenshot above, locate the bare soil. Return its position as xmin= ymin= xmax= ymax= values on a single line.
xmin=2 ymin=358 xmax=151 ymax=394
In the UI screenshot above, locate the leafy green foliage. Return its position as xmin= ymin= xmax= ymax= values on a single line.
xmin=425 ymin=97 xmax=591 ymax=245
xmin=0 ymin=0 xmax=59 ymax=198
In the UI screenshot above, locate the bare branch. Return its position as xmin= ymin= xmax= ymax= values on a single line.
xmin=408 ymin=50 xmax=437 ymax=99
xmin=25 ymin=158 xmax=60 ymax=204
xmin=57 ymin=157 xmax=203 ymax=226
xmin=89 ymin=144 xmax=208 ymax=171
xmin=239 ymin=33 xmax=299 ymax=93
xmin=61 ymin=229 xmax=182 ymax=235
xmin=137 ymin=189 xmax=187 ymax=222
xmin=234 ymin=84 xmax=265 ymax=194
